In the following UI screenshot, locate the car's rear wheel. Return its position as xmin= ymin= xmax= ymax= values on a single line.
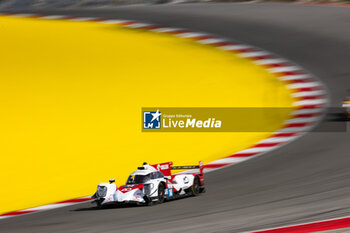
xmin=157 ymin=183 xmax=165 ymax=204
xmin=191 ymin=176 xmax=200 ymax=196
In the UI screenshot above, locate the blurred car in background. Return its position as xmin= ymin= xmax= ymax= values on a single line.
xmin=342 ymin=97 xmax=350 ymax=118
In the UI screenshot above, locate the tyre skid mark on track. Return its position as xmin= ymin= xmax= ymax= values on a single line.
xmin=0 ymin=12 xmax=328 ymax=222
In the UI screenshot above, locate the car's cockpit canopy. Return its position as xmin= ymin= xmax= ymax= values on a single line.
xmin=126 ymin=171 xmax=164 ymax=184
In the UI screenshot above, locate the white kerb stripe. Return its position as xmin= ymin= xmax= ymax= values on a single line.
xmin=176 ymin=32 xmax=208 ymax=38
xmin=219 ymin=44 xmax=252 ymax=51
xmin=124 ymin=23 xmax=152 ymax=28
xmin=277 ymin=126 xmax=312 ymax=132
xmin=287 ymin=82 xmax=321 ymax=89
xmin=68 ymin=17 xmax=97 ymax=21
xmin=235 ymin=147 xmax=274 ymax=154
xmin=278 ymin=74 xmax=310 ymax=81
xmin=197 ymin=38 xmax=226 ymax=44
xmin=268 ymin=66 xmax=300 ymax=73
xmin=293 ymin=99 xmax=327 ymax=106
xmin=10 ymin=13 xmax=37 ymax=17
xmin=100 ymin=19 xmax=133 ymax=24
xmin=258 ymin=136 xmax=298 ymax=143
xmin=290 ymin=108 xmax=324 ymax=115
xmin=150 ymin=27 xmax=183 ymax=32
xmin=285 ymin=117 xmax=320 ymax=124
xmin=25 ymin=203 xmax=73 ymax=211
xmin=292 ymin=90 xmax=326 ymax=97
xmin=238 ymin=51 xmax=269 ymax=58
xmin=207 ymin=157 xmax=249 ymax=165
xmin=39 ymin=15 xmax=66 ymax=19
xmin=254 ymin=58 xmax=287 ymax=65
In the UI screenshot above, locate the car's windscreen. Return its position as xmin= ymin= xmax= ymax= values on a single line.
xmin=126 ymin=174 xmax=151 ymax=184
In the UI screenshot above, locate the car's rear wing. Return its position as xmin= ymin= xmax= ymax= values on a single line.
xmin=171 ymin=161 xmax=204 ymax=176
xmin=150 ymin=161 xmax=204 ymax=176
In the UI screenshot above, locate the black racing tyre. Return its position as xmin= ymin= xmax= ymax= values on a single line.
xmin=191 ymin=176 xmax=200 ymax=196
xmin=143 ymin=196 xmax=152 ymax=206
xmin=96 ymin=200 xmax=103 ymax=209
xmin=157 ymin=183 xmax=165 ymax=204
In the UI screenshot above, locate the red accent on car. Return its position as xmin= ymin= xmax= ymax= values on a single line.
xmin=151 ymin=161 xmax=173 ymax=176
xmin=118 ymin=184 xmax=143 ymax=193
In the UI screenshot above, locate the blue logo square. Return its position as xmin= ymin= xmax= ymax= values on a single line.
xmin=143 ymin=110 xmax=161 ymax=129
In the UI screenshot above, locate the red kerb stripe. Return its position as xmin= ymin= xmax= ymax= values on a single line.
xmin=253 ymin=142 xmax=282 ymax=147
xmin=251 ymin=217 xmax=350 ymax=233
xmin=293 ymin=113 xmax=321 ymax=118
xmin=229 ymin=152 xmax=259 ymax=157
xmin=285 ymin=123 xmax=311 ymax=128
xmin=0 ymin=210 xmax=37 ymax=217
xmin=272 ymin=132 xmax=299 ymax=137
xmin=204 ymin=163 xmax=230 ymax=169
xmin=55 ymin=197 xmax=92 ymax=204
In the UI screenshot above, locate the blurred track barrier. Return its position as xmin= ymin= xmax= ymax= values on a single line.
xmin=0 ymin=14 xmax=293 ymax=214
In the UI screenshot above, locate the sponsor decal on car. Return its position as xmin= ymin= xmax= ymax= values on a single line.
xmin=157 ymin=164 xmax=169 ymax=170
xmin=183 ymin=177 xmax=189 ymax=184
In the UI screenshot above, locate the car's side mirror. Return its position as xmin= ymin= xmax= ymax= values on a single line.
xmin=109 ymin=179 xmax=115 ymax=183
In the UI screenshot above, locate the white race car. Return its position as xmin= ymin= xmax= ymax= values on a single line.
xmin=92 ymin=161 xmax=205 ymax=207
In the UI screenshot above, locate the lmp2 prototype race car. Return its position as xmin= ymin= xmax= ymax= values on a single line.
xmin=92 ymin=161 xmax=205 ymax=207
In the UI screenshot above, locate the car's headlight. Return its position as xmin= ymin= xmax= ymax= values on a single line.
xmin=143 ymin=183 xmax=154 ymax=195
xmin=96 ymin=186 xmax=107 ymax=197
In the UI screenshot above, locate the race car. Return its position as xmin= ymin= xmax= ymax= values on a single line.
xmin=342 ymin=96 xmax=350 ymax=118
xmin=92 ymin=161 xmax=205 ymax=207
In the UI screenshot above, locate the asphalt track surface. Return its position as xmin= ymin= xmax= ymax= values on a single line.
xmin=1 ymin=3 xmax=350 ymax=233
